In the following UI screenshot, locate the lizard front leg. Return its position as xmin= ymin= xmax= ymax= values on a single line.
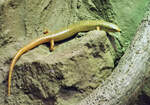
xmin=96 ymin=26 xmax=100 ymax=30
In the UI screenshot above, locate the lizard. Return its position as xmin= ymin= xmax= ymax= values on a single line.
xmin=8 ymin=20 xmax=121 ymax=96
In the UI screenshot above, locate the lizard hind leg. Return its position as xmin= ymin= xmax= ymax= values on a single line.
xmin=43 ymin=29 xmax=54 ymax=51
xmin=50 ymin=39 xmax=54 ymax=51
xmin=43 ymin=29 xmax=55 ymax=51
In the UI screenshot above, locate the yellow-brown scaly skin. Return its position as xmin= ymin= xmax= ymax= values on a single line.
xmin=8 ymin=20 xmax=121 ymax=96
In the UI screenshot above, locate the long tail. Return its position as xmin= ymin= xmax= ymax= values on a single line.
xmin=8 ymin=37 xmax=50 ymax=96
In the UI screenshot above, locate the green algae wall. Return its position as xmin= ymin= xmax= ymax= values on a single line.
xmin=111 ymin=0 xmax=149 ymax=50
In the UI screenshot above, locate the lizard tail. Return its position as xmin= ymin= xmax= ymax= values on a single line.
xmin=8 ymin=37 xmax=49 ymax=96
xmin=8 ymin=48 xmax=24 ymax=96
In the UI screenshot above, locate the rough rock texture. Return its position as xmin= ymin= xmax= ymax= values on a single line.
xmin=0 ymin=0 xmax=149 ymax=105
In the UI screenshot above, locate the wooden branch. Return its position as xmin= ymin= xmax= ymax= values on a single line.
xmin=77 ymin=6 xmax=150 ymax=105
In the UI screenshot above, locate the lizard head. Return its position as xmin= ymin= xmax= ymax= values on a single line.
xmin=99 ymin=21 xmax=121 ymax=32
